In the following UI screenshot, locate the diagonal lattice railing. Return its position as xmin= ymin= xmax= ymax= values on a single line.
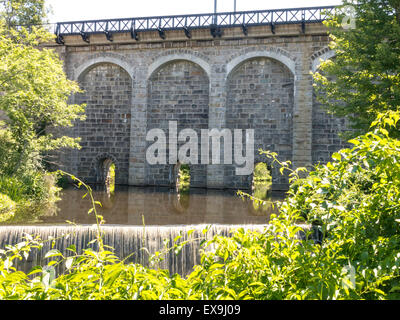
xmin=54 ymin=6 xmax=338 ymax=43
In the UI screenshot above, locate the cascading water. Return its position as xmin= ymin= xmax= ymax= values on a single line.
xmin=0 ymin=186 xmax=290 ymax=277
xmin=0 ymin=224 xmax=268 ymax=277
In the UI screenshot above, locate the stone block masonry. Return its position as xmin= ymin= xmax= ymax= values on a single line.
xmin=46 ymin=22 xmax=350 ymax=191
xmin=73 ymin=63 xmax=132 ymax=185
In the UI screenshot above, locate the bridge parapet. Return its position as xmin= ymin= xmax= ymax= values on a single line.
xmin=53 ymin=6 xmax=337 ymax=45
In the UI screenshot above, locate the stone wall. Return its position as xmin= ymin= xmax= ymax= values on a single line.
xmin=312 ymin=93 xmax=352 ymax=164
xmin=45 ymin=23 xmax=351 ymax=190
xmin=225 ymin=57 xmax=294 ymax=189
xmin=146 ymin=60 xmax=209 ymax=187
xmin=74 ymin=63 xmax=132 ymax=185
xmin=311 ymin=54 xmax=352 ymax=165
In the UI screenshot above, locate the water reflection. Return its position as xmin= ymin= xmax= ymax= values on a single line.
xmin=248 ymin=181 xmax=275 ymax=216
xmin=38 ymin=185 xmax=285 ymax=226
xmin=247 ymin=162 xmax=274 ymax=216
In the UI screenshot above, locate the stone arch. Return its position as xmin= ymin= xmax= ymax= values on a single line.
xmin=73 ymin=53 xmax=134 ymax=81
xmin=226 ymin=49 xmax=297 ymax=79
xmin=74 ymin=62 xmax=132 ymax=185
xmin=311 ymin=48 xmax=336 ymax=73
xmin=145 ymin=59 xmax=210 ymax=188
xmin=90 ymin=153 xmax=119 ymax=185
xmin=147 ymin=52 xmax=212 ymax=80
xmin=224 ymin=55 xmax=295 ymax=190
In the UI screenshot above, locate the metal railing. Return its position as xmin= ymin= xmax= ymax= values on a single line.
xmin=54 ymin=6 xmax=338 ymax=44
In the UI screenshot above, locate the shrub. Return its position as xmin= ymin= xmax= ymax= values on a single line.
xmin=188 ymin=110 xmax=400 ymax=299
xmin=0 ymin=172 xmax=61 ymax=223
xmin=0 ymin=193 xmax=15 ymax=222
xmin=0 ymin=111 xmax=400 ymax=300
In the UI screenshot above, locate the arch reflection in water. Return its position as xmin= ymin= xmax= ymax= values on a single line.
xmin=40 ymin=185 xmax=284 ymax=226
xmin=248 ymin=163 xmax=275 ymax=216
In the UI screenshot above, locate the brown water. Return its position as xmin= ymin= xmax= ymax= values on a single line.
xmin=0 ymin=186 xmax=286 ymax=276
xmin=39 ymin=185 xmax=284 ymax=226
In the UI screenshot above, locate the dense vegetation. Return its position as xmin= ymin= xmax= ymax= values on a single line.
xmin=0 ymin=111 xmax=399 ymax=299
xmin=0 ymin=3 xmax=85 ymax=223
xmin=0 ymin=0 xmax=400 ymax=300
xmin=314 ymin=0 xmax=400 ymax=137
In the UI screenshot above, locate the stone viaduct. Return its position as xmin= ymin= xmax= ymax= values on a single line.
xmin=47 ymin=6 xmax=350 ymax=191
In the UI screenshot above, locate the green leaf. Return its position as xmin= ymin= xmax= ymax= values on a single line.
xmin=65 ymin=257 xmax=74 ymax=270
xmin=94 ymin=201 xmax=102 ymax=207
xmin=332 ymin=153 xmax=341 ymax=161
xmin=348 ymin=139 xmax=360 ymax=146
xmin=104 ymin=267 xmax=123 ymax=287
xmin=44 ymin=249 xmax=63 ymax=259
xmin=66 ymin=244 xmax=76 ymax=253
xmin=27 ymin=266 xmax=42 ymax=276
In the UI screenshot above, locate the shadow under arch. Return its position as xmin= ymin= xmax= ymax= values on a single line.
xmin=226 ymin=50 xmax=296 ymax=80
xmin=90 ymin=153 xmax=119 ymax=185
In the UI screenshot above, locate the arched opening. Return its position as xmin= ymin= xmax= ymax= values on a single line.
xmin=169 ymin=162 xmax=191 ymax=214
xmin=249 ymin=162 xmax=273 ymax=215
xmin=177 ymin=163 xmax=190 ymax=192
xmin=96 ymin=158 xmax=116 ymax=192
xmin=106 ymin=162 xmax=116 ymax=194
xmin=171 ymin=162 xmax=191 ymax=193
xmin=89 ymin=158 xmax=117 ymax=210
xmin=252 ymin=162 xmax=272 ymax=199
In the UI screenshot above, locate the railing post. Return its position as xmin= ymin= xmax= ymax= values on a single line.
xmin=213 ymin=0 xmax=218 ymax=25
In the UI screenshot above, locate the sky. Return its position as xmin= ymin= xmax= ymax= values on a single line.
xmin=46 ymin=0 xmax=344 ymax=23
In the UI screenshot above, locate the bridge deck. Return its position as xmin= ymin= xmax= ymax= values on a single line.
xmin=54 ymin=6 xmax=338 ymax=44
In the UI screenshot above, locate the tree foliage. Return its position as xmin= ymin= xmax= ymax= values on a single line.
xmin=1 ymin=111 xmax=400 ymax=299
xmin=313 ymin=0 xmax=400 ymax=137
xmin=0 ymin=23 xmax=85 ymax=176
xmin=0 ymin=4 xmax=85 ymax=222
xmin=0 ymin=0 xmax=48 ymax=28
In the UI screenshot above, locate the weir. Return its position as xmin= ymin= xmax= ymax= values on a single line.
xmin=0 ymin=224 xmax=268 ymax=276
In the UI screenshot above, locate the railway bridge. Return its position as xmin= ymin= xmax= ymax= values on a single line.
xmin=48 ymin=6 xmax=349 ymax=190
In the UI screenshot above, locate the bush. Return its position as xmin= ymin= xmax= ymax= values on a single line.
xmin=0 ymin=125 xmax=19 ymax=176
xmin=0 ymin=111 xmax=399 ymax=299
xmin=188 ymin=110 xmax=400 ymax=299
xmin=0 ymin=172 xmax=61 ymax=223
xmin=0 ymin=193 xmax=15 ymax=222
